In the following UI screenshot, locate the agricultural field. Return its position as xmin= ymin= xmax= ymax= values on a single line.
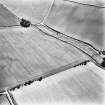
xmin=12 ymin=63 xmax=105 ymax=105
xmin=0 ymin=0 xmax=105 ymax=105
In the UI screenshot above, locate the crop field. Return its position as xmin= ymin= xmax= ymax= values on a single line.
xmin=0 ymin=26 xmax=89 ymax=91
xmin=0 ymin=0 xmax=105 ymax=105
xmin=12 ymin=63 xmax=105 ymax=105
